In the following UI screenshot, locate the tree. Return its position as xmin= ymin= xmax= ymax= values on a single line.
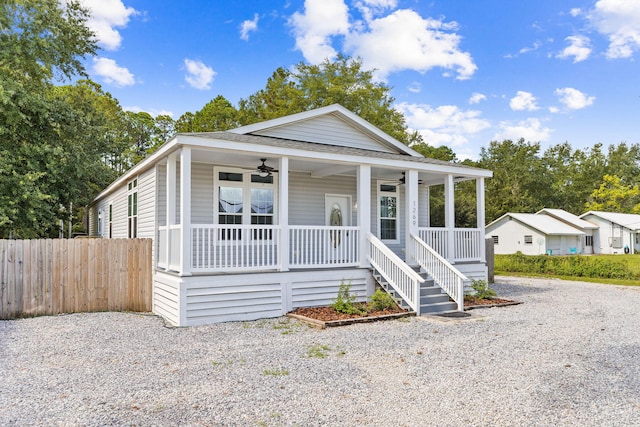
xmin=478 ymin=139 xmax=545 ymax=221
xmin=238 ymin=55 xmax=412 ymax=143
xmin=585 ymin=174 xmax=640 ymax=214
xmin=177 ymin=95 xmax=239 ymax=132
xmin=0 ymin=0 xmax=97 ymax=238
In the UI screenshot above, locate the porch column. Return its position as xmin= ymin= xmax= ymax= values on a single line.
xmin=179 ymin=147 xmax=192 ymax=276
xmin=404 ymin=170 xmax=419 ymax=265
xmin=279 ymin=157 xmax=289 ymax=271
xmin=357 ymin=164 xmax=371 ymax=268
xmin=166 ymin=153 xmax=177 ymax=270
xmin=444 ymin=174 xmax=455 ymax=262
xmin=476 ymin=177 xmax=486 ymax=262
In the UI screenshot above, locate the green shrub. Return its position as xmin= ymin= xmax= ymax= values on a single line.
xmin=368 ymin=289 xmax=397 ymax=311
xmin=466 ymin=279 xmax=496 ymax=299
xmin=332 ymin=281 xmax=366 ymax=315
xmin=495 ymin=253 xmax=637 ymax=280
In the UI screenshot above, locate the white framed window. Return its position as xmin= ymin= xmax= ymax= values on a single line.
xmin=585 ymin=235 xmax=593 ymax=247
xmin=97 ymin=209 xmax=103 ymax=236
xmin=378 ymin=182 xmax=398 ymax=242
xmin=492 ymin=235 xmax=499 ymax=245
xmin=524 ymin=235 xmax=533 ymax=245
xmin=108 ymin=204 xmax=113 ymax=238
xmin=214 ymin=168 xmax=276 ymax=240
xmin=127 ymin=178 xmax=138 ymax=238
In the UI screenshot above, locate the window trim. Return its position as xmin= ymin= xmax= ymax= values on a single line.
xmin=108 ymin=204 xmax=113 ymax=238
xmin=127 ymin=177 xmax=138 ymax=238
xmin=213 ymin=166 xmax=278 ymax=232
xmin=377 ymin=181 xmax=399 ymax=244
xmin=97 ymin=209 xmax=103 ymax=236
xmin=524 ymin=235 xmax=533 ymax=245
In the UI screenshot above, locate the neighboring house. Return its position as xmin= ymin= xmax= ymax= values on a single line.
xmin=88 ymin=104 xmax=492 ymax=326
xmin=486 ymin=212 xmax=585 ymax=255
xmin=536 ymin=208 xmax=598 ymax=254
xmin=579 ymin=211 xmax=640 ymax=254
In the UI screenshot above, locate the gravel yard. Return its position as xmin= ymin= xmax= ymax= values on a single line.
xmin=2 ymin=276 xmax=640 ymax=426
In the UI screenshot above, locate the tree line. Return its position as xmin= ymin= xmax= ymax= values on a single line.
xmin=2 ymin=0 xmax=638 ymax=238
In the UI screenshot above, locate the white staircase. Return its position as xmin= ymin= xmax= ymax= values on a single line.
xmin=372 ymin=268 xmax=458 ymax=314
xmin=367 ymin=233 xmax=467 ymax=316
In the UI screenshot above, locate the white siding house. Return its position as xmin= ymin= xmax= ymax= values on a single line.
xmin=89 ymin=104 xmax=493 ymax=326
xmin=536 ymin=208 xmax=598 ymax=254
xmin=486 ymin=212 xmax=585 ymax=255
xmin=579 ymin=211 xmax=640 ymax=254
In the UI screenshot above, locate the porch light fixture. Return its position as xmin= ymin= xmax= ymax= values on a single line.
xmin=257 ymin=158 xmax=277 ymax=177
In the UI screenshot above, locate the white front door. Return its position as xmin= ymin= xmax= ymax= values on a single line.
xmin=325 ymin=194 xmax=352 ymax=261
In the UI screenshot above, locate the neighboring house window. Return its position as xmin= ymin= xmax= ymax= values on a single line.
xmin=378 ymin=183 xmax=398 ymax=242
xmin=524 ymin=235 xmax=533 ymax=245
xmin=97 ymin=209 xmax=103 ymax=236
xmin=216 ymin=170 xmax=275 ymax=240
xmin=585 ymin=235 xmax=593 ymax=247
xmin=492 ymin=235 xmax=499 ymax=245
xmin=128 ymin=178 xmax=138 ymax=238
xmin=108 ymin=204 xmax=113 ymax=238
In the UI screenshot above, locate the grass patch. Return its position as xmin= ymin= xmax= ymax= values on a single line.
xmin=306 ymin=344 xmax=330 ymax=358
xmin=495 ymin=270 xmax=640 ymax=287
xmin=263 ymin=368 xmax=289 ymax=376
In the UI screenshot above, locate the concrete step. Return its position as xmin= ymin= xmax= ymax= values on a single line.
xmin=420 ymin=300 xmax=459 ymax=314
xmin=420 ymin=293 xmax=451 ymax=305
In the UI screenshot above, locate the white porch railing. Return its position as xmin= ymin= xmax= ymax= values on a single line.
xmin=191 ymin=224 xmax=281 ymax=272
xmin=418 ymin=227 xmax=482 ymax=262
xmin=454 ymin=228 xmax=482 ymax=261
xmin=289 ymin=226 xmax=359 ymax=268
xmin=367 ymin=233 xmax=424 ymax=314
xmin=411 ymin=234 xmax=467 ymax=311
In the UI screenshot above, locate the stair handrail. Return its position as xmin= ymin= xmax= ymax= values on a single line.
xmin=411 ymin=233 xmax=468 ymax=311
xmin=366 ymin=233 xmax=424 ymax=314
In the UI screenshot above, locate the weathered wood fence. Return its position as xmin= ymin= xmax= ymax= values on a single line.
xmin=0 ymin=238 xmax=152 ymax=320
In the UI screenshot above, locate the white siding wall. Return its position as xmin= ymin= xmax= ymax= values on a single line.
xmin=487 ymin=218 xmax=548 ymax=255
xmin=192 ymin=162 xmax=214 ymax=224
xmin=254 ymin=115 xmax=397 ymax=153
xmin=153 ymin=272 xmax=180 ymax=326
xmin=582 ymin=215 xmax=635 ymax=255
xmin=138 ymin=167 xmax=156 ymax=266
xmin=157 ymin=164 xmax=166 ymax=226
xmin=155 ymin=268 xmax=372 ymax=326
xmin=289 ymin=172 xmax=357 ymax=225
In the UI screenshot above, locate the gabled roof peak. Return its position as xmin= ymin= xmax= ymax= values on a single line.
xmin=229 ymin=104 xmax=421 ymax=157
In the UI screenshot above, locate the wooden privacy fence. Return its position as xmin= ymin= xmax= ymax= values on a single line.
xmin=0 ymin=238 xmax=152 ymax=320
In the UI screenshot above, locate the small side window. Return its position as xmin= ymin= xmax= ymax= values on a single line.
xmin=492 ymin=235 xmax=499 ymax=245
xmin=524 ymin=235 xmax=533 ymax=245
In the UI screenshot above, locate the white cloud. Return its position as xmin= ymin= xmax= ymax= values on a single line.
xmin=509 ymin=91 xmax=539 ymax=111
xmin=183 ymin=59 xmax=216 ymax=90
xmin=570 ymin=8 xmax=582 ymax=17
xmin=124 ymin=106 xmax=174 ymax=118
xmin=288 ymin=0 xmax=350 ymax=63
xmin=557 ymin=35 xmax=592 ymax=62
xmin=396 ymin=102 xmax=490 ymax=148
xmin=240 ymin=13 xmax=259 ymax=41
xmin=354 ymin=0 xmax=397 ymax=22
xmin=555 ymin=87 xmax=595 ymax=110
xmin=407 ymin=82 xmax=421 ymax=93
xmin=588 ymin=0 xmax=640 ymax=59
xmin=79 ymin=0 xmax=138 ymax=51
xmin=345 ymin=9 xmax=476 ymax=80
xmin=92 ymin=57 xmax=135 ymax=86
xmin=494 ymin=118 xmax=552 ymax=143
xmin=288 ymin=1 xmax=476 ymax=80
xmin=469 ymin=92 xmax=487 ymax=104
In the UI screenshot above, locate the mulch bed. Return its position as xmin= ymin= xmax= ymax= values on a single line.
xmin=289 ymin=296 xmax=520 ymax=326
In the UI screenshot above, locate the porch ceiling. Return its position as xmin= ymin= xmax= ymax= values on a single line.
xmin=185 ymin=148 xmax=471 ymax=185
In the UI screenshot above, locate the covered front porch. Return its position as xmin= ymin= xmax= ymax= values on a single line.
xmin=155 ymin=144 xmax=487 ymax=274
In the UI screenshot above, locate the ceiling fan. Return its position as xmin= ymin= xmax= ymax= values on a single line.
xmin=399 ymin=172 xmax=423 ymax=185
xmin=256 ymin=158 xmax=278 ymax=177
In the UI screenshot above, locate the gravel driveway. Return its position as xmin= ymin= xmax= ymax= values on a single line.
xmin=2 ymin=276 xmax=640 ymax=426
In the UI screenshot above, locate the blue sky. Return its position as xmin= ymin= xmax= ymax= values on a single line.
xmin=80 ymin=0 xmax=640 ymax=159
